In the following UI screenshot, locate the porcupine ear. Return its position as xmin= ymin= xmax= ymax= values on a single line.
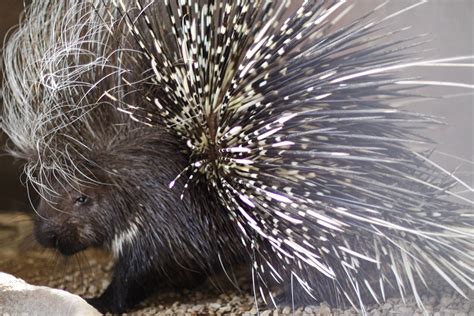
xmin=106 ymin=0 xmax=472 ymax=312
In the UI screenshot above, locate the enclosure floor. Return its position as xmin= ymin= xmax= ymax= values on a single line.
xmin=0 ymin=212 xmax=472 ymax=315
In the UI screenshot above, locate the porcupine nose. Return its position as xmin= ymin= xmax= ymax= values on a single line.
xmin=35 ymin=221 xmax=59 ymax=248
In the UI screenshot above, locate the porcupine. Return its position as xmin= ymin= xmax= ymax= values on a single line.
xmin=1 ymin=0 xmax=473 ymax=314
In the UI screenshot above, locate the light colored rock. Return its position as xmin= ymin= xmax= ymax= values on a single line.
xmin=0 ymin=272 xmax=100 ymax=316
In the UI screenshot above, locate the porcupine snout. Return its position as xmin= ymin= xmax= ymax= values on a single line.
xmin=33 ymin=185 xmax=109 ymax=256
xmin=34 ymin=218 xmax=59 ymax=249
xmin=34 ymin=199 xmax=88 ymax=256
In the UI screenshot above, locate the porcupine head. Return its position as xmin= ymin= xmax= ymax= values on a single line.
xmin=2 ymin=0 xmax=473 ymax=315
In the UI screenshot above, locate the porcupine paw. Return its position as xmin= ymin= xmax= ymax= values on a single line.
xmin=85 ymin=295 xmax=131 ymax=315
xmin=85 ymin=296 xmax=116 ymax=314
xmin=85 ymin=296 xmax=108 ymax=314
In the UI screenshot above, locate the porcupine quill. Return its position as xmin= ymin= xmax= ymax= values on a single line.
xmin=1 ymin=0 xmax=473 ymax=314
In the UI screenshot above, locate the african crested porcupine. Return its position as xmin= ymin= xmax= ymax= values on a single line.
xmin=1 ymin=0 xmax=472 ymax=314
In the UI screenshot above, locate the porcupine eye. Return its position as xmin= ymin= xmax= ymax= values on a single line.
xmin=75 ymin=195 xmax=88 ymax=204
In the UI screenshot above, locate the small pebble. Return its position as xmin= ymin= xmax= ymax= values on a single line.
xmin=209 ymin=303 xmax=221 ymax=311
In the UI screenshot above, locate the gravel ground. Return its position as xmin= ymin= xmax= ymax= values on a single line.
xmin=0 ymin=212 xmax=472 ymax=315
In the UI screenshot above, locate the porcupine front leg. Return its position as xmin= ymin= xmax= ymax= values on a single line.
xmin=86 ymin=258 xmax=158 ymax=314
xmin=86 ymin=253 xmax=208 ymax=313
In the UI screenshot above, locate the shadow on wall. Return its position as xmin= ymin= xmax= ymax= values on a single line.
xmin=0 ymin=1 xmax=33 ymax=212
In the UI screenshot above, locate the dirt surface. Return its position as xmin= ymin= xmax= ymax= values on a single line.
xmin=0 ymin=212 xmax=472 ymax=315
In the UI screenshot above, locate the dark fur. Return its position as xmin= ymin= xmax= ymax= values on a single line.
xmin=34 ymin=128 xmax=244 ymax=313
xmin=34 ymin=126 xmax=330 ymax=313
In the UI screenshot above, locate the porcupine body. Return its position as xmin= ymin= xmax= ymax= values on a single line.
xmin=1 ymin=0 xmax=473 ymax=314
